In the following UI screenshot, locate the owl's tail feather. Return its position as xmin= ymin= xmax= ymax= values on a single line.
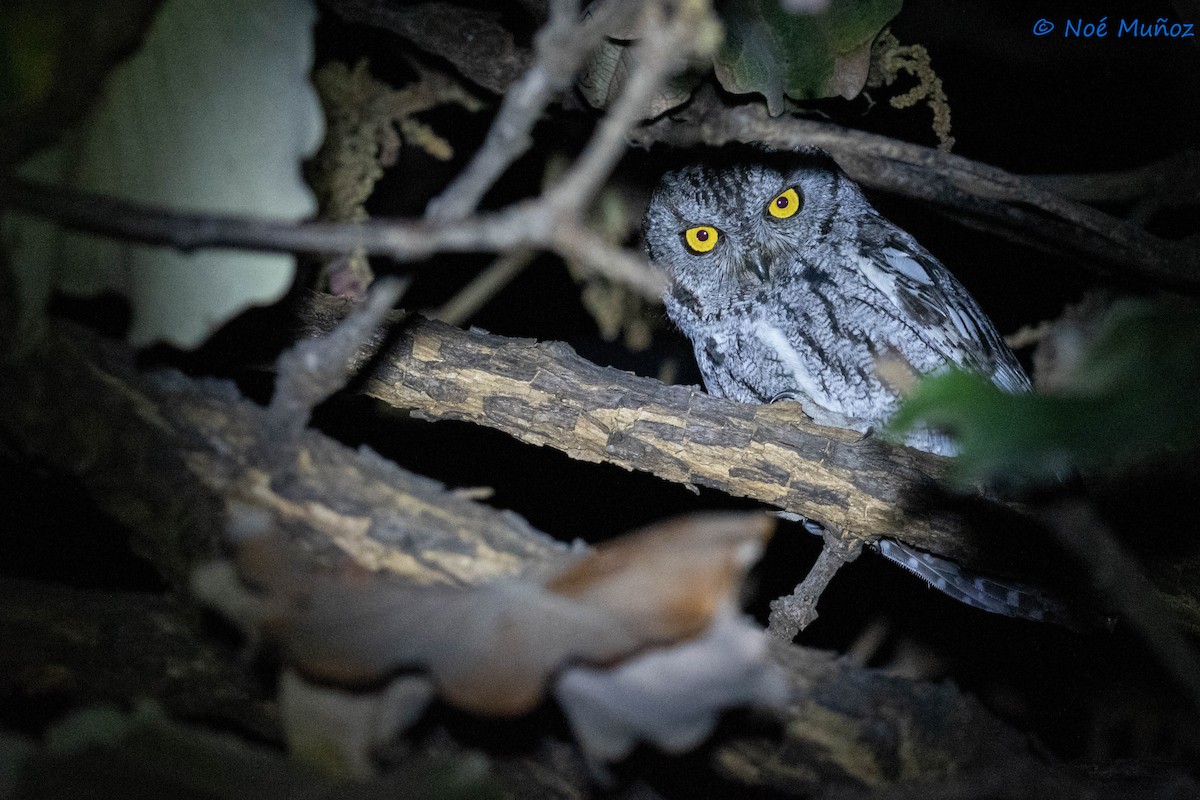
xmin=785 ymin=514 xmax=1082 ymax=626
xmin=875 ymin=539 xmax=1077 ymax=627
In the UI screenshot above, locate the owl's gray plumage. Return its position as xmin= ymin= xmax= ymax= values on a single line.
xmin=643 ymin=148 xmax=1067 ymax=624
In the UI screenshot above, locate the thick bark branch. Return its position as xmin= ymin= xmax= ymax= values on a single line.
xmin=297 ymin=296 xmax=1045 ymax=578
xmin=0 ymin=315 xmax=1076 ymax=798
xmin=0 ymin=579 xmax=1085 ymax=800
xmin=2 ymin=307 xmax=1193 ymax=797
xmin=0 ymin=319 xmax=564 ymax=590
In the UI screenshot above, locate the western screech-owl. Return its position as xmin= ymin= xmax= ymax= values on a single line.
xmin=643 ymin=148 xmax=1065 ymax=624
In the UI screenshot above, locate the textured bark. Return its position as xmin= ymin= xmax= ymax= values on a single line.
xmin=0 ymin=320 xmax=564 ymax=590
xmin=299 ymin=295 xmax=1044 ymax=577
xmin=7 ymin=580 xmax=1191 ymax=800
xmin=0 ymin=578 xmax=276 ymax=739
xmin=2 ymin=315 xmax=1194 ymax=799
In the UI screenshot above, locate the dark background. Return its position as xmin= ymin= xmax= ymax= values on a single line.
xmin=5 ymin=0 xmax=1199 ymax=773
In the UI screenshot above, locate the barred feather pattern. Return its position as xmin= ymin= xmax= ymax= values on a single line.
xmin=643 ymin=148 xmax=1069 ymax=625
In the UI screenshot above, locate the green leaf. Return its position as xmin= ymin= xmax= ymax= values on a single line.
xmin=890 ymin=298 xmax=1200 ymax=488
xmin=714 ymin=0 xmax=902 ymax=114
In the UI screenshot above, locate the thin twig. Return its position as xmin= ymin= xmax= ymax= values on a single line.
xmin=767 ymin=529 xmax=863 ymax=640
xmin=0 ymin=0 xmax=710 ymax=305
xmin=545 ymin=0 xmax=714 ymax=215
xmin=0 ymin=178 xmax=666 ymax=299
xmin=425 ymin=0 xmax=640 ymax=221
xmin=1039 ymin=500 xmax=1200 ymax=716
xmin=267 ymin=278 xmax=406 ymax=435
xmin=430 ymin=249 xmax=536 ymax=324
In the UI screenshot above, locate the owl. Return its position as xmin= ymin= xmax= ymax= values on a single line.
xmin=643 ymin=148 xmax=1068 ymax=624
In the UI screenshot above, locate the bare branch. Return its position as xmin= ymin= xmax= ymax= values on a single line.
xmin=425 ymin=0 xmax=636 ymax=221
xmin=767 ymin=528 xmax=864 ymax=639
xmin=0 ymin=312 xmax=565 ymax=590
xmin=633 ymin=96 xmax=1200 ymax=291
xmin=0 ymin=1 xmax=720 ymax=310
xmin=324 ymin=1 xmax=1198 ymax=292
xmin=3 ymin=307 xmax=1196 ymax=799
xmin=0 ymin=177 xmax=666 ymax=300
xmin=544 ymin=0 xmax=717 ymax=216
xmin=267 ymin=278 xmax=406 ymax=435
xmin=0 ymin=307 xmax=1111 ymax=796
xmin=1 ymin=0 xmax=710 ymax=304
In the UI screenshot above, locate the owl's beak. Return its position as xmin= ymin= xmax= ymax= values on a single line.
xmin=746 ymin=253 xmax=770 ymax=282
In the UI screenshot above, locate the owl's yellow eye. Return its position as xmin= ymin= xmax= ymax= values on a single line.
xmin=767 ymin=187 xmax=802 ymax=219
xmin=684 ymin=225 xmax=720 ymax=254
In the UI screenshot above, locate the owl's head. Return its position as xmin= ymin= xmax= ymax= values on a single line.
xmin=642 ymin=148 xmax=864 ymax=303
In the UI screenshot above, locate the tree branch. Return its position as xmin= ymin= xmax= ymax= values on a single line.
xmin=0 ymin=314 xmax=565 ymax=591
xmin=0 ymin=177 xmax=665 ymax=300
xmin=267 ymin=278 xmax=406 ymax=436
xmin=297 ymin=296 xmax=1054 ymax=580
xmin=425 ymin=0 xmax=640 ymax=221
xmin=543 ymin=0 xmax=717 ymax=216
xmin=2 ymin=312 xmax=1195 ymax=797
xmin=633 ymin=96 xmax=1200 ymax=291
xmin=313 ymin=2 xmax=1200 ymax=294
xmin=0 ymin=304 xmax=1107 ymax=798
xmin=767 ymin=529 xmax=863 ymax=639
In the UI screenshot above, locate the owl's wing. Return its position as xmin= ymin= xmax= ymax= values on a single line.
xmin=854 ymin=225 xmax=1030 ymax=393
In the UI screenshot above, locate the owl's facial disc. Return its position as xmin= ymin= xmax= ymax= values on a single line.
xmin=681 ymin=223 xmax=771 ymax=282
xmin=738 ymin=184 xmax=805 ymax=281
xmin=745 ymin=251 xmax=770 ymax=282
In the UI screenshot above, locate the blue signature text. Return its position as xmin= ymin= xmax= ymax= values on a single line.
xmin=1032 ymin=17 xmax=1195 ymax=38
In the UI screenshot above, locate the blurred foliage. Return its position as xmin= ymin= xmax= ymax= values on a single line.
xmin=580 ymin=0 xmax=901 ymax=117
xmin=890 ymin=297 xmax=1200 ymax=488
xmin=3 ymin=0 xmax=322 ymax=348
xmin=308 ymin=58 xmax=480 ymax=297
xmin=0 ymin=4 xmax=63 ymax=112
xmin=714 ymin=0 xmax=903 ymax=113
xmin=0 ymin=0 xmax=161 ymax=169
